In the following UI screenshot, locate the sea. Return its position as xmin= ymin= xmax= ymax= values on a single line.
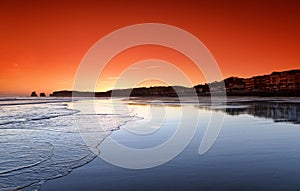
xmin=0 ymin=97 xmax=300 ymax=191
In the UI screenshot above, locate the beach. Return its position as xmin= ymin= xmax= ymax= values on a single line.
xmin=42 ymin=97 xmax=300 ymax=191
xmin=1 ymin=97 xmax=300 ymax=191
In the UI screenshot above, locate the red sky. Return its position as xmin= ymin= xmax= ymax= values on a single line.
xmin=0 ymin=0 xmax=299 ymax=96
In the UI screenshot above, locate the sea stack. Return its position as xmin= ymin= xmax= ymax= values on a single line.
xmin=31 ymin=91 xmax=38 ymax=97
xmin=40 ymin=92 xmax=46 ymax=97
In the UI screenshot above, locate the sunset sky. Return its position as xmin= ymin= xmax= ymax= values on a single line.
xmin=0 ymin=0 xmax=299 ymax=96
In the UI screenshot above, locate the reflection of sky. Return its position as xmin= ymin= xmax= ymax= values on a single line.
xmin=111 ymin=104 xmax=184 ymax=149
xmin=44 ymin=98 xmax=300 ymax=191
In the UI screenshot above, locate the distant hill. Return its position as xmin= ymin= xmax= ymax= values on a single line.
xmin=50 ymin=86 xmax=196 ymax=97
xmin=49 ymin=69 xmax=300 ymax=97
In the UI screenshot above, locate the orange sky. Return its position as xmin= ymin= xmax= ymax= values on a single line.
xmin=0 ymin=0 xmax=299 ymax=96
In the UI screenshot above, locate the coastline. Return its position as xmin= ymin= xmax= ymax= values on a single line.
xmin=40 ymin=97 xmax=300 ymax=191
xmin=45 ymin=69 xmax=300 ymax=98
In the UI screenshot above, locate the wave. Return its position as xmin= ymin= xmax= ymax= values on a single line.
xmin=0 ymin=142 xmax=54 ymax=175
xmin=0 ymin=99 xmax=72 ymax=106
xmin=0 ymin=110 xmax=79 ymax=126
xmin=0 ymin=99 xmax=140 ymax=191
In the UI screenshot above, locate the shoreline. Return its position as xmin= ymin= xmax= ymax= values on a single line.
xmin=41 ymin=97 xmax=300 ymax=191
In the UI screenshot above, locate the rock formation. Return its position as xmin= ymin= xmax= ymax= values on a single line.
xmin=40 ymin=92 xmax=46 ymax=97
xmin=31 ymin=91 xmax=38 ymax=97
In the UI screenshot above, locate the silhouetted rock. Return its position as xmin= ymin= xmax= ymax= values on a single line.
xmin=31 ymin=91 xmax=38 ymax=97
xmin=40 ymin=92 xmax=46 ymax=97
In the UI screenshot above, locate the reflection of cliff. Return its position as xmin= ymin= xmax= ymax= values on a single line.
xmin=247 ymin=102 xmax=300 ymax=124
xmin=217 ymin=102 xmax=300 ymax=124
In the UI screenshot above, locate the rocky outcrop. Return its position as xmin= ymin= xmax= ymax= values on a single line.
xmin=40 ymin=92 xmax=46 ymax=97
xmin=31 ymin=91 xmax=38 ymax=97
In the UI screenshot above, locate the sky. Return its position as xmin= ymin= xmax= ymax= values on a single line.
xmin=0 ymin=0 xmax=299 ymax=96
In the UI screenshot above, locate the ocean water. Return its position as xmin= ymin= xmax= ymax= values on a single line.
xmin=0 ymin=97 xmax=137 ymax=191
xmin=1 ymin=97 xmax=300 ymax=191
